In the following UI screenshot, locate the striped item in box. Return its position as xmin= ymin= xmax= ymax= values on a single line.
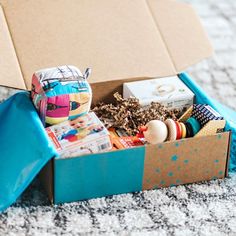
xmin=192 ymin=104 xmax=224 ymax=127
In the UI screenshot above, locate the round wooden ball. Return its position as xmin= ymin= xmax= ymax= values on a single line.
xmin=143 ymin=120 xmax=168 ymax=144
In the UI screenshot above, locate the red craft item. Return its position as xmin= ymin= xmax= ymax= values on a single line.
xmin=175 ymin=121 xmax=182 ymax=140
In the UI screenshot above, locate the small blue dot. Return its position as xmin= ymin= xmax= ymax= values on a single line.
xmin=217 ymin=134 xmax=222 ymax=139
xmin=158 ymin=144 xmax=163 ymax=149
xmin=212 ymin=176 xmax=218 ymax=180
xmin=171 ymin=155 xmax=178 ymax=162
xmin=170 ymin=184 xmax=176 ymax=187
xmin=153 ymin=185 xmax=158 ymax=189
xmin=214 ymin=159 xmax=219 ymax=163
xmin=176 ymin=179 xmax=181 ymax=184
xmin=219 ymin=170 xmax=223 ymax=175
xmin=175 ymin=142 xmax=180 ymax=147
xmin=184 ymin=159 xmax=189 ymax=164
xmin=160 ymin=180 xmax=165 ymax=185
xmin=156 ymin=168 xmax=161 ymax=173
xmin=168 ymin=172 xmax=173 ymax=177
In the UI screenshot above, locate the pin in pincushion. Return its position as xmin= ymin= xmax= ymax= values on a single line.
xmin=31 ymin=65 xmax=92 ymax=126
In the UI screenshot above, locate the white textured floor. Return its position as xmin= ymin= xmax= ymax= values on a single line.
xmin=0 ymin=0 xmax=236 ymax=235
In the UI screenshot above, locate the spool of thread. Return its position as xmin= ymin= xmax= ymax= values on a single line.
xmin=143 ymin=120 xmax=168 ymax=144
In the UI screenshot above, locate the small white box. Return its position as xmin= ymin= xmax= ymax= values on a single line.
xmin=123 ymin=76 xmax=195 ymax=110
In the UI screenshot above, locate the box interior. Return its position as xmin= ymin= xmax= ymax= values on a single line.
xmin=40 ymin=74 xmax=231 ymax=204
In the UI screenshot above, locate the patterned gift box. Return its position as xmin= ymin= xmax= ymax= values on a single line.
xmin=192 ymin=104 xmax=224 ymax=127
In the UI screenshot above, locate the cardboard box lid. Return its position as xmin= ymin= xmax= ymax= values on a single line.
xmin=0 ymin=0 xmax=213 ymax=90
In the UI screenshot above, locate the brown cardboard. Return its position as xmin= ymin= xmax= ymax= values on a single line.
xmin=143 ymin=132 xmax=230 ymax=190
xmin=39 ymin=160 xmax=54 ymax=203
xmin=0 ymin=0 xmax=213 ymax=90
xmin=0 ymin=6 xmax=25 ymax=89
xmin=147 ymin=0 xmax=213 ymax=72
xmin=225 ymin=132 xmax=232 ymax=177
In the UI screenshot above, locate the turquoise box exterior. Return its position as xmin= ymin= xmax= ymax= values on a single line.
xmin=54 ymin=147 xmax=145 ymax=204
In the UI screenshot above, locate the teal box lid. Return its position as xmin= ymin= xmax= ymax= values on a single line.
xmin=0 ymin=92 xmax=57 ymax=212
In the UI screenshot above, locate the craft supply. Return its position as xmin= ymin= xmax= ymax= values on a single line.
xmin=93 ymin=93 xmax=181 ymax=136
xmin=31 ymin=65 xmax=92 ymax=126
xmin=143 ymin=120 xmax=168 ymax=144
xmin=123 ymin=76 xmax=194 ymax=110
xmin=112 ymin=136 xmax=145 ymax=149
xmin=186 ymin=117 xmax=201 ymax=136
xmin=191 ymin=104 xmax=224 ymax=127
xmin=165 ymin=119 xmax=177 ymax=141
xmin=175 ymin=121 xmax=182 ymax=140
xmin=180 ymin=122 xmax=187 ymax=138
xmin=46 ymin=112 xmax=112 ymax=158
xmin=108 ymin=128 xmax=120 ymax=139
xmin=109 ymin=128 xmax=129 ymax=138
xmin=185 ymin=122 xmax=194 ymax=138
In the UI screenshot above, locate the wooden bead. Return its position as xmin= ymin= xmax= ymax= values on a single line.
xmin=143 ymin=120 xmax=168 ymax=144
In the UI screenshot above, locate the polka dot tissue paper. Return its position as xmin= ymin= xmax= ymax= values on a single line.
xmin=31 ymin=65 xmax=92 ymax=126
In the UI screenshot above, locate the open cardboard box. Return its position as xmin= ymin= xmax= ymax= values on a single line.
xmin=0 ymin=0 xmax=234 ymax=207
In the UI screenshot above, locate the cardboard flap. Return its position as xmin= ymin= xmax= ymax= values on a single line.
xmin=0 ymin=0 xmax=213 ymax=90
xmin=0 ymin=92 xmax=57 ymax=212
xmin=0 ymin=5 xmax=25 ymax=89
xmin=147 ymin=0 xmax=213 ymax=72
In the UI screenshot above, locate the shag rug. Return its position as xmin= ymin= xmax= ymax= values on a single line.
xmin=1 ymin=0 xmax=236 ymax=235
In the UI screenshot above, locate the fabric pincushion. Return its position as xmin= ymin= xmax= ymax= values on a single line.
xmin=31 ymin=65 xmax=92 ymax=126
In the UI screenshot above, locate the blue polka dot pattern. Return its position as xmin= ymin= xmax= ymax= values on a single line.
xmin=171 ymin=155 xmax=178 ymax=162
xmin=160 ymin=180 xmax=165 ymax=185
xmin=168 ymin=172 xmax=173 ymax=177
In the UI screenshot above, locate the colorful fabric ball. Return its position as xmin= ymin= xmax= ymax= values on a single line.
xmin=31 ymin=65 xmax=92 ymax=126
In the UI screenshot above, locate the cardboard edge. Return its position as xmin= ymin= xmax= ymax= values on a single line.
xmin=225 ymin=131 xmax=232 ymax=177
xmin=0 ymin=4 xmax=26 ymax=90
xmin=39 ymin=159 xmax=54 ymax=204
